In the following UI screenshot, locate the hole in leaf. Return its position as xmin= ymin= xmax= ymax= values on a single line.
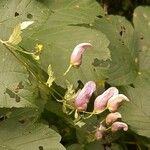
xmin=121 ymin=25 xmax=126 ymax=31
xmin=5 ymin=88 xmax=21 ymax=102
xmin=18 ymin=119 xmax=25 ymax=124
xmin=97 ymin=15 xmax=103 ymax=18
xmin=122 ymin=41 xmax=125 ymax=45
xmin=14 ymin=12 xmax=19 ymax=17
xmin=0 ymin=115 xmax=8 ymax=122
xmin=119 ymin=30 xmax=123 ymax=36
xmin=16 ymin=96 xmax=21 ymax=102
xmin=119 ymin=25 xmax=126 ymax=37
xmin=129 ymin=83 xmax=135 ymax=88
xmin=39 ymin=146 xmax=43 ymax=150
xmin=92 ymin=58 xmax=110 ymax=67
xmin=27 ymin=13 xmax=33 ymax=19
xmin=140 ymin=36 xmax=144 ymax=40
xmin=15 ymin=81 xmax=24 ymax=93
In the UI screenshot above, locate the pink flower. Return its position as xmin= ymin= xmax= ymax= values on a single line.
xmin=94 ymin=87 xmax=119 ymax=113
xmin=70 ymin=43 xmax=93 ymax=67
xmin=111 ymin=122 xmax=128 ymax=132
xmin=74 ymin=81 xmax=96 ymax=111
xmin=107 ymin=94 xmax=129 ymax=112
xmin=95 ymin=124 xmax=106 ymax=140
xmin=105 ymin=112 xmax=122 ymax=125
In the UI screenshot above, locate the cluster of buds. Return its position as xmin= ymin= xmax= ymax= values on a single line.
xmin=74 ymin=81 xmax=129 ymax=140
xmin=74 ymin=82 xmax=129 ymax=113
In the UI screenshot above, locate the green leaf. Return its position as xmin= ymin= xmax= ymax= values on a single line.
xmin=120 ymin=72 xmax=150 ymax=137
xmin=0 ymin=0 xmax=50 ymax=109
xmin=7 ymin=24 xmax=22 ymax=45
xmin=0 ymin=44 xmax=30 ymax=108
xmin=16 ymin=0 xmax=110 ymax=87
xmin=93 ymin=16 xmax=138 ymax=85
xmin=67 ymin=144 xmax=84 ymax=150
xmin=0 ymin=108 xmax=65 ymax=150
xmin=41 ymin=0 xmax=105 ymax=26
xmin=119 ymin=6 xmax=150 ymax=138
xmin=85 ymin=141 xmax=104 ymax=150
xmin=23 ymin=25 xmax=110 ymax=87
xmin=133 ymin=6 xmax=150 ymax=71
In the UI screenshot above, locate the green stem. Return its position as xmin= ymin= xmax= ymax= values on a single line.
xmin=63 ymin=64 xmax=72 ymax=76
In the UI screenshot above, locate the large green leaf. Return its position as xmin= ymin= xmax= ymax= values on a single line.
xmin=93 ymin=16 xmax=138 ymax=85
xmin=0 ymin=43 xmax=31 ymax=108
xmin=0 ymin=108 xmax=65 ymax=150
xmin=1 ymin=1 xmax=111 ymax=89
xmin=120 ymin=6 xmax=150 ymax=138
xmin=133 ymin=6 xmax=150 ymax=71
xmin=39 ymin=0 xmax=105 ymax=26
xmin=23 ymin=25 xmax=110 ymax=87
xmin=120 ymin=72 xmax=150 ymax=137
xmin=0 ymin=0 xmax=51 ymax=108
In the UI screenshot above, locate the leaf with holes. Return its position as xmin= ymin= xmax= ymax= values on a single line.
xmin=40 ymin=0 xmax=105 ymax=27
xmin=93 ymin=16 xmax=138 ymax=86
xmin=0 ymin=108 xmax=65 ymax=150
xmin=120 ymin=6 xmax=150 ymax=138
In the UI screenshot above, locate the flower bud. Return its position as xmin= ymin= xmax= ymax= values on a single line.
xmin=70 ymin=43 xmax=93 ymax=67
xmin=105 ymin=112 xmax=122 ymax=125
xmin=75 ymin=81 xmax=96 ymax=111
xmin=111 ymin=122 xmax=128 ymax=132
xmin=95 ymin=124 xmax=106 ymax=140
xmin=94 ymin=87 xmax=119 ymax=113
xmin=107 ymin=94 xmax=129 ymax=112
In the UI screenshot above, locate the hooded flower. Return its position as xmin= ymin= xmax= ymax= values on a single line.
xmin=74 ymin=81 xmax=96 ymax=111
xmin=105 ymin=112 xmax=122 ymax=125
xmin=111 ymin=122 xmax=128 ymax=132
xmin=94 ymin=87 xmax=119 ymax=113
xmin=107 ymin=94 xmax=129 ymax=112
xmin=70 ymin=43 xmax=93 ymax=67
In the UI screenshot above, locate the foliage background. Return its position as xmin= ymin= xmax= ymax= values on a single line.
xmin=0 ymin=0 xmax=150 ymax=150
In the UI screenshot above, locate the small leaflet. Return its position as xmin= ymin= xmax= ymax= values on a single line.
xmin=46 ymin=65 xmax=55 ymax=87
xmin=64 ymin=80 xmax=76 ymax=101
xmin=7 ymin=21 xmax=34 ymax=45
xmin=75 ymin=120 xmax=85 ymax=128
xmin=7 ymin=24 xmax=22 ymax=45
xmin=32 ymin=44 xmax=44 ymax=60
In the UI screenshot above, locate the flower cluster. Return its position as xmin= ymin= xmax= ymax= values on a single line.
xmin=62 ymin=43 xmax=129 ymax=140
xmin=74 ymin=81 xmax=129 ymax=140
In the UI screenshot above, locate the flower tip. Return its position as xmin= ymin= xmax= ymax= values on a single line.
xmin=70 ymin=42 xmax=93 ymax=67
xmin=111 ymin=122 xmax=128 ymax=132
xmin=107 ymin=94 xmax=129 ymax=112
xmin=106 ymin=112 xmax=122 ymax=125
